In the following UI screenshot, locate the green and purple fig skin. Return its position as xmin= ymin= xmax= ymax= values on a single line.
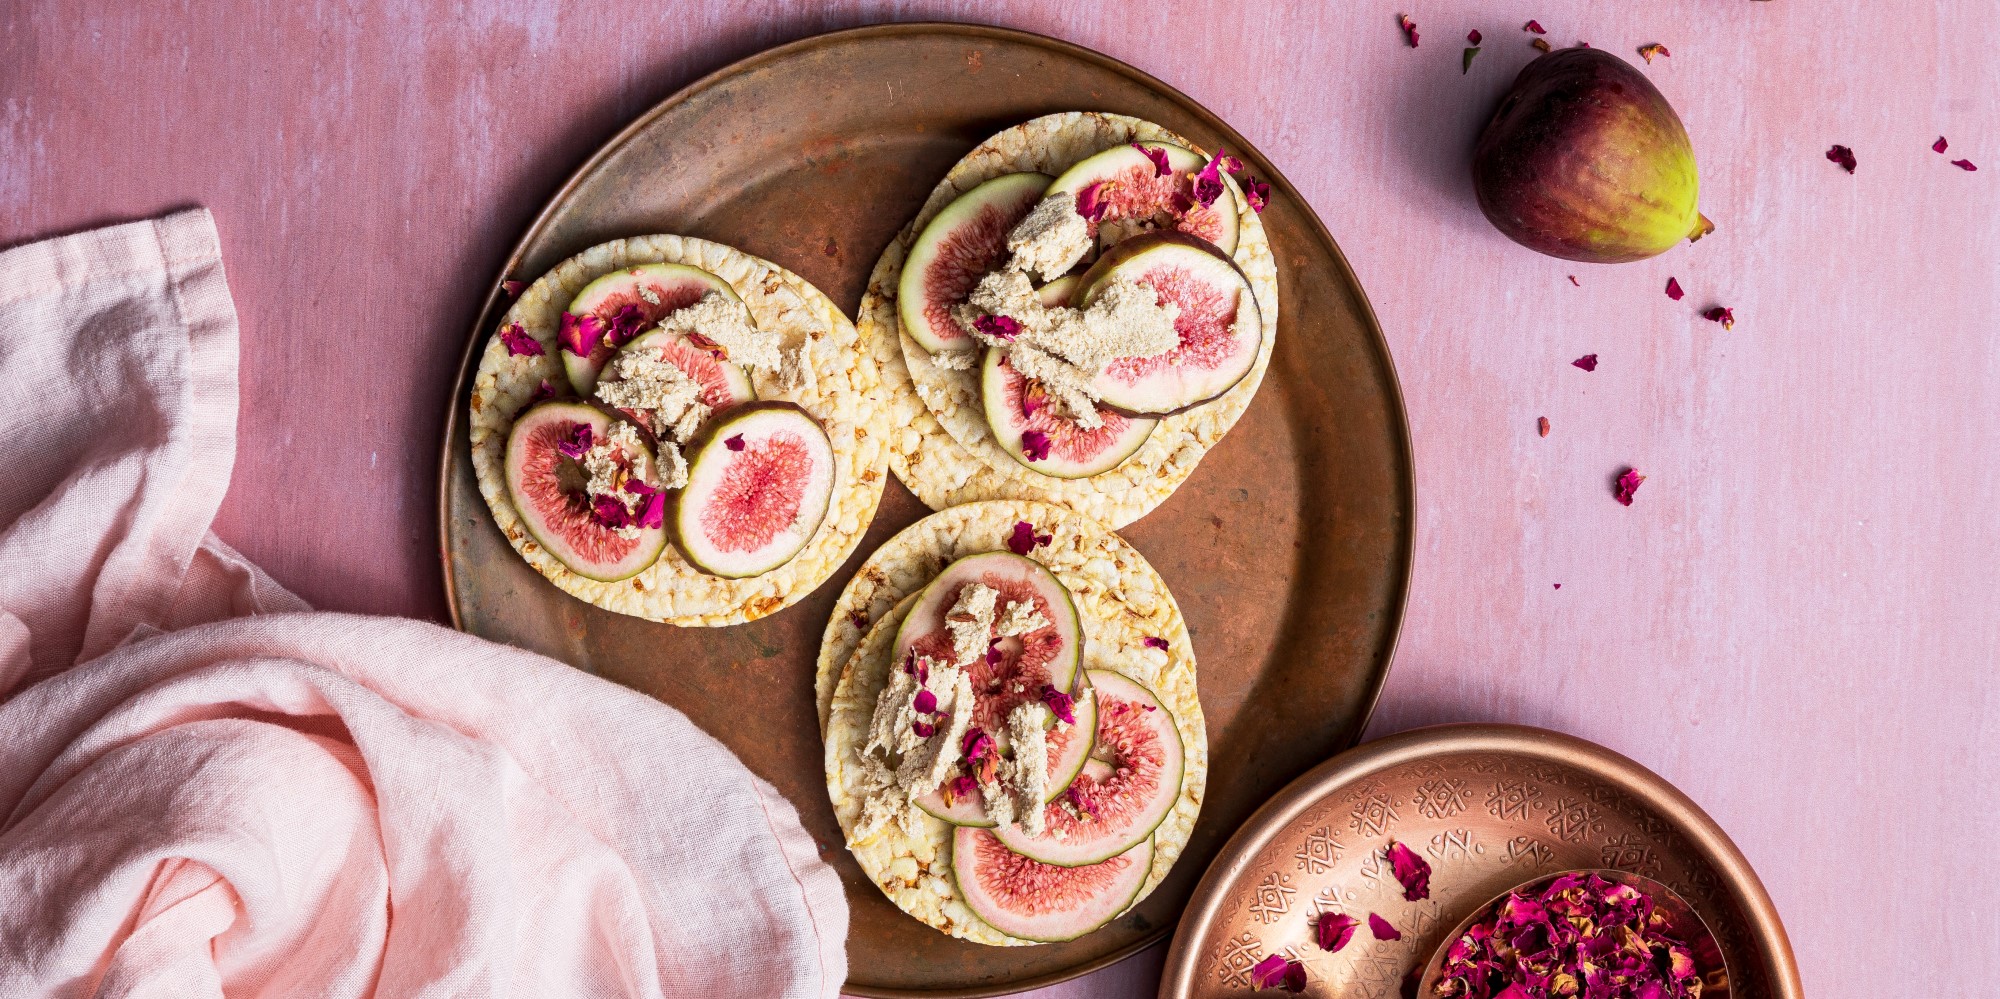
xmin=1472 ymin=48 xmax=1711 ymax=264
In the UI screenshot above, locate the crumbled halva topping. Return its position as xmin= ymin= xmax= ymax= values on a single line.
xmin=1005 ymin=191 xmax=1093 ymax=282
xmin=580 ymin=421 xmax=659 ymax=536
xmin=637 ymin=285 xmax=662 ymax=306
xmin=657 ymin=292 xmax=783 ymax=372
xmin=595 ymin=347 xmax=712 ymax=447
xmin=998 ymin=702 xmax=1052 ymax=836
xmin=994 ymin=599 xmax=1050 ymax=639
xmin=950 ymin=269 xmax=1180 ymax=429
xmin=853 ymin=659 xmax=977 ymax=842
xmin=944 ymin=582 xmax=999 ymax=667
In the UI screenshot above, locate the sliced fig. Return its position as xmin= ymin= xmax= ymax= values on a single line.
xmin=1074 ymin=232 xmax=1263 ymax=416
xmin=897 ymin=172 xmax=1051 ymax=353
xmin=890 ymin=551 xmax=1083 ymax=728
xmin=1034 ymin=275 xmax=1080 ymax=308
xmin=503 ymin=401 xmax=667 ymax=582
xmin=916 ymin=682 xmax=1097 ymax=827
xmin=993 ymin=670 xmax=1184 ymax=867
xmin=563 ymin=263 xmax=743 ymax=396
xmin=1045 ymin=141 xmax=1239 ymax=257
xmin=597 ymin=328 xmax=755 ymax=435
xmin=670 ymin=402 xmax=835 ymax=579
xmin=980 ymin=348 xmax=1156 ymax=479
xmin=952 ymin=826 xmax=1152 ymax=943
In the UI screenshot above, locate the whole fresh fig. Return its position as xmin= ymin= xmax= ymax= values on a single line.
xmin=1472 ymin=47 xmax=1710 ymax=263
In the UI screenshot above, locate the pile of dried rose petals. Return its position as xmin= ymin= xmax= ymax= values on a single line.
xmin=1433 ymin=872 xmax=1703 ymax=999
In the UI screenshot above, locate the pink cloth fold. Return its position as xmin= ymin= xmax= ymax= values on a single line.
xmin=0 ymin=210 xmax=847 ymax=998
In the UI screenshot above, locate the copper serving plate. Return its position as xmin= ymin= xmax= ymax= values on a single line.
xmin=437 ymin=23 xmax=1413 ymax=997
xmin=1160 ymin=725 xmax=1801 ymax=999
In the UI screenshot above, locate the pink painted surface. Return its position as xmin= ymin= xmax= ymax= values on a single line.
xmin=4 ymin=3 xmax=1995 ymax=996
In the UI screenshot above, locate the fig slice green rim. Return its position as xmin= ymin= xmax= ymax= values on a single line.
xmin=669 ymin=401 xmax=835 ymax=579
xmin=562 ymin=262 xmax=743 ymax=396
xmin=979 ymin=347 xmax=1158 ymax=479
xmin=503 ymin=400 xmax=668 ymax=583
xmin=1045 ymin=140 xmax=1239 ymax=257
xmin=951 ymin=826 xmax=1155 ymax=944
xmin=898 ymin=172 xmax=1052 ymax=354
xmin=915 ymin=682 xmax=1099 ymax=827
xmin=1074 ymin=231 xmax=1263 ymax=417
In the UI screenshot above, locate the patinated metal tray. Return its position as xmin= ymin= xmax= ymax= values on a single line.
xmin=1160 ymin=725 xmax=1801 ymax=999
xmin=437 ymin=23 xmax=1412 ymax=997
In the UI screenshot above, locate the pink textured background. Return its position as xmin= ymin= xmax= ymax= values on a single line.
xmin=4 ymin=3 xmax=1994 ymax=997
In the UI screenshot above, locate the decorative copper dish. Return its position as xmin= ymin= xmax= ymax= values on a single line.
xmin=1159 ymin=725 xmax=1801 ymax=999
xmin=437 ymin=23 xmax=1413 ymax=997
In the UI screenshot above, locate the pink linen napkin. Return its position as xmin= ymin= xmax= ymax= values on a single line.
xmin=0 ymin=210 xmax=848 ymax=998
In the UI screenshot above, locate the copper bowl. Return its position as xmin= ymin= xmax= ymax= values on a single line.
xmin=1159 ymin=725 xmax=1800 ymax=999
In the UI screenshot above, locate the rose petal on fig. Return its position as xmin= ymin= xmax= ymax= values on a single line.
xmin=1133 ymin=143 xmax=1172 ymax=176
xmin=1385 ymin=841 xmax=1432 ymax=900
xmin=963 ymin=727 xmax=993 ymax=763
xmin=1524 ymin=19 xmax=1546 ymax=33
xmin=498 ymin=322 xmax=544 ymax=357
xmin=1462 ymin=46 xmax=1482 ymax=73
xmin=914 ymin=689 xmax=938 ymax=715
xmin=1144 ymin=636 xmax=1170 ymax=651
xmin=556 ymin=423 xmax=593 ymax=460
xmin=1702 ymin=306 xmax=1736 ymax=330
xmin=974 ymin=314 xmax=1022 ymax=341
xmin=1637 ymin=42 xmax=1670 ymax=63
xmin=605 ymin=303 xmax=650 ymax=349
xmin=1665 ymin=277 xmax=1684 ymax=301
xmin=950 ymin=775 xmax=977 ymax=801
xmin=1007 ymin=520 xmax=1053 ymax=556
xmin=590 ymin=493 xmax=633 ymax=529
xmin=1615 ymin=467 xmax=1647 ymax=506
xmin=1398 ymin=13 xmax=1420 ymax=47
xmin=1019 ymin=429 xmax=1052 ymax=462
xmin=1040 ymin=685 xmax=1076 ymax=725
xmin=1538 ymin=416 xmax=1550 ymax=438
xmin=1572 ymin=354 xmax=1598 ymax=372
xmin=502 ymin=279 xmax=525 ymax=298
xmin=637 ymin=491 xmax=665 ymax=530
xmin=1241 ymin=176 xmax=1272 ymax=213
xmin=1935 ymin=136 xmax=1950 ymax=153
xmin=527 ymin=378 xmax=558 ymax=405
xmin=726 ymin=434 xmax=746 ymax=452
xmin=1826 ymin=144 xmax=1857 ymax=173
xmin=985 ymin=645 xmax=1003 ymax=667
xmin=1952 ymin=158 xmax=1979 ymax=171
xmin=1369 ymin=913 xmax=1403 ymax=940
xmin=1076 ymin=181 xmax=1113 ymax=222
xmin=1467 ymin=28 xmax=1483 ymax=44
xmin=557 ymin=311 xmax=606 ymax=357
xmin=1317 ymin=912 xmax=1359 ymax=952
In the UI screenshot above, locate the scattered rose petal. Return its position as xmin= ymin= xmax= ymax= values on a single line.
xmin=1143 ymin=636 xmax=1170 ymax=651
xmin=590 ymin=493 xmax=633 ymax=529
xmin=1467 ymin=28 xmax=1482 ymax=44
xmin=1251 ymin=954 xmax=1306 ymax=993
xmin=605 ymin=303 xmax=650 ymax=349
xmin=948 ymin=775 xmax=978 ymax=803
xmin=1665 ymin=276 xmax=1684 ymax=301
xmin=914 ymin=689 xmax=938 ymax=715
xmin=556 ymin=423 xmax=593 ymax=460
xmin=499 ymin=322 xmax=543 ymax=357
xmin=1567 ymin=274 xmax=1578 ymax=286
xmin=1040 ymin=685 xmax=1076 ymax=725
xmin=1532 ymin=37 xmax=1553 ymax=52
xmin=1537 ymin=416 xmax=1550 ymax=438
xmin=557 ymin=311 xmax=606 ymax=357
xmin=1368 ymin=913 xmax=1402 ymax=940
xmin=1572 ymin=354 xmax=1598 ymax=372
xmin=526 ymin=378 xmax=558 ymax=405
xmin=1826 ymin=144 xmax=1857 ymax=173
xmin=1952 ymin=158 xmax=1979 ymax=171
xmin=1579 ymin=41 xmax=1590 ymax=48
xmin=1398 ymin=13 xmax=1420 ymax=47
xmin=912 ymin=719 xmax=936 ymax=738
xmin=1934 ymin=136 xmax=1950 ymax=154
xmin=634 ymin=491 xmax=664 ymax=530
xmin=903 ymin=652 xmax=928 ymax=682
xmin=1316 ymin=912 xmax=1359 ymax=952
xmin=502 ymin=279 xmax=525 ymax=298
xmin=962 ymin=728 xmax=994 ymax=763
xmin=1462 ymin=45 xmax=1482 ymax=73
xmin=985 ymin=645 xmax=1003 ymax=667
xmin=1240 ymin=176 xmax=1271 ymax=213
xmin=1133 ymin=143 xmax=1171 ymax=176
xmin=1616 ymin=467 xmax=1647 ymax=506
xmin=1438 ymin=871 xmax=1701 ymax=999
xmin=1637 ymin=42 xmax=1670 ymax=63
xmin=974 ymin=314 xmax=1022 ymax=341
xmin=1019 ymin=429 xmax=1052 ymax=462
xmin=1385 ymin=841 xmax=1432 ymax=900
xmin=1703 ymin=305 xmax=1736 ymax=329
xmin=1554 ymin=582 xmax=1562 ymax=589
xmin=1007 ymin=520 xmax=1053 ymax=556
xmin=1524 ymin=19 xmax=1546 ymax=33
xmin=1077 ymin=181 xmax=1113 ymax=222
xmin=1191 ymin=155 xmax=1228 ymax=209
xmin=726 ymin=434 xmax=746 ymax=452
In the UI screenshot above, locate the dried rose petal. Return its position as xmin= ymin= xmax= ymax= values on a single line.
xmin=498 ymin=321 xmax=544 ymax=357
xmin=985 ymin=645 xmax=1003 ymax=667
xmin=1385 ymin=841 xmax=1432 ymax=900
xmin=1040 ymin=685 xmax=1076 ymax=725
xmin=1007 ymin=520 xmax=1053 ymax=556
xmin=1637 ymin=42 xmax=1670 ymax=63
xmin=605 ymin=303 xmax=650 ymax=349
xmin=948 ymin=775 xmax=977 ymax=802
xmin=1532 ymin=37 xmax=1553 ymax=52
xmin=1665 ymin=277 xmax=1684 ymax=301
xmin=912 ymin=719 xmax=936 ymax=739
xmin=1190 ymin=155 xmax=1228 ymax=209
xmin=1316 ymin=912 xmax=1359 ymax=952
xmin=1616 ymin=467 xmax=1646 ymax=506
xmin=527 ymin=378 xmax=558 ymax=405
xmin=974 ymin=314 xmax=1022 ymax=341
xmin=557 ymin=423 xmax=593 ymax=460
xmin=1826 ymin=144 xmax=1857 ymax=173
xmin=1077 ymin=181 xmax=1113 ymax=222
xmin=1241 ymin=176 xmax=1271 ymax=213
xmin=1463 ymin=45 xmax=1482 ymax=73
xmin=914 ymin=689 xmax=938 ymax=715
xmin=1251 ymin=954 xmax=1306 ymax=993
xmin=1566 ymin=274 xmax=1578 ymax=286
xmin=557 ymin=311 xmax=606 ymax=357
xmin=962 ymin=728 xmax=994 ymax=763
xmin=726 ymin=434 xmax=746 ymax=452
xmin=1935 ymin=136 xmax=1950 ymax=153
xmin=1143 ymin=636 xmax=1170 ymax=651
xmin=590 ymin=493 xmax=632 ymax=529
xmin=1952 ymin=158 xmax=1979 ymax=171
xmin=1019 ymin=430 xmax=1052 ymax=462
xmin=1368 ymin=913 xmax=1402 ymax=940
xmin=635 ymin=491 xmax=665 ymax=530
xmin=1467 ymin=28 xmax=1483 ymax=44
xmin=1537 ymin=416 xmax=1550 ymax=438
xmin=1553 ymin=582 xmax=1562 ymax=589
xmin=1572 ymin=354 xmax=1598 ymax=372
xmin=1133 ymin=143 xmax=1171 ymax=176
xmin=1398 ymin=13 xmax=1420 ymax=47
xmin=1524 ymin=19 xmax=1546 ymax=33
xmin=1703 ymin=305 xmax=1735 ymax=329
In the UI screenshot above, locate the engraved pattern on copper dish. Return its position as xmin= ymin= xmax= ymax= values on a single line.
xmin=1159 ymin=725 xmax=1801 ymax=999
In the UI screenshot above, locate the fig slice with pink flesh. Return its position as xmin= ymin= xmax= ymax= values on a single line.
xmin=1074 ymin=232 xmax=1262 ymax=416
xmin=562 ymin=263 xmax=743 ymax=396
xmin=1045 ymin=141 xmax=1239 ymax=257
xmin=952 ymin=826 xmax=1152 ymax=943
xmin=897 ymin=172 xmax=1052 ymax=353
xmin=503 ymin=401 xmax=667 ymax=582
xmin=980 ymin=348 xmax=1157 ymax=478
xmin=596 ymin=328 xmax=756 ymax=436
xmin=916 ymin=678 xmax=1098 ymax=827
xmin=670 ymin=402 xmax=834 ymax=579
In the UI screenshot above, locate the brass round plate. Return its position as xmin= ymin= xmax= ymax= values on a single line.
xmin=437 ymin=23 xmax=1413 ymax=997
xmin=1159 ymin=725 xmax=1802 ymax=999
